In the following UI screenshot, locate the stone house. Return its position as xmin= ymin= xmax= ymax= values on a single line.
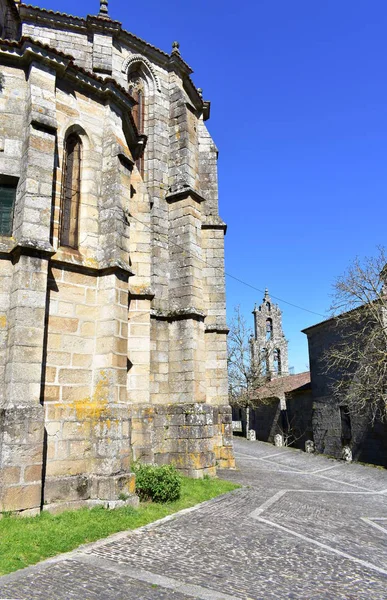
xmin=303 ymin=316 xmax=387 ymax=467
xmin=0 ymin=0 xmax=234 ymax=515
xmin=233 ymin=371 xmax=313 ymax=448
xmin=232 ymin=292 xmax=312 ymax=447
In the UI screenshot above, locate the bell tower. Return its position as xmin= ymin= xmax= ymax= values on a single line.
xmin=251 ymin=289 xmax=289 ymax=380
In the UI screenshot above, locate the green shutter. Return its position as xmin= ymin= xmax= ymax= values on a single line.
xmin=0 ymin=185 xmax=16 ymax=236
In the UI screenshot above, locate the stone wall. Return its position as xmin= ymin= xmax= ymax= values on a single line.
xmin=304 ymin=319 xmax=387 ymax=467
xmin=0 ymin=38 xmax=141 ymax=513
xmin=0 ymin=2 xmax=235 ymax=513
xmin=131 ymin=403 xmax=234 ymax=477
xmin=285 ymin=389 xmax=314 ymax=450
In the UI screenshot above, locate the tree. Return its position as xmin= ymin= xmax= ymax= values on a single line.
xmin=228 ymin=305 xmax=306 ymax=444
xmin=227 ymin=306 xmax=266 ymax=437
xmin=324 ymin=246 xmax=387 ymax=424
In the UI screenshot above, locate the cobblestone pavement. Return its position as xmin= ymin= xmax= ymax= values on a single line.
xmin=1 ymin=438 xmax=387 ymax=599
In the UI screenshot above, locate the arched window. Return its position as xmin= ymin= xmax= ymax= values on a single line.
xmin=261 ymin=348 xmax=268 ymax=376
xmin=266 ymin=318 xmax=273 ymax=341
xmin=128 ymin=70 xmax=145 ymax=177
xmin=274 ymin=349 xmax=281 ymax=375
xmin=60 ymin=133 xmax=82 ymax=249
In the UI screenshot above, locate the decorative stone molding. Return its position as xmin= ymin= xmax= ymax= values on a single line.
xmin=151 ymin=307 xmax=205 ymax=322
xmin=121 ymin=54 xmax=161 ymax=91
xmin=166 ymin=185 xmax=205 ymax=205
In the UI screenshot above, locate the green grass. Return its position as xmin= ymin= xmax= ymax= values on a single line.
xmin=0 ymin=477 xmax=240 ymax=576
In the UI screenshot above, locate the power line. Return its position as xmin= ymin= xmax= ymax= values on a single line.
xmin=224 ymin=273 xmax=325 ymax=318
xmin=128 ymin=212 xmax=326 ymax=319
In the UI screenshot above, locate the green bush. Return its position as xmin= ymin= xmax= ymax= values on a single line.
xmin=134 ymin=463 xmax=182 ymax=503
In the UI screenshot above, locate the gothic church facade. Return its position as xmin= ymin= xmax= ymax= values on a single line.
xmin=0 ymin=0 xmax=234 ymax=514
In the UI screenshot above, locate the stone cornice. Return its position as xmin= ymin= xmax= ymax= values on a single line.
xmin=51 ymin=250 xmax=134 ymax=278
xmin=18 ymin=5 xmax=206 ymax=114
xmin=8 ymin=239 xmax=56 ymax=260
xmin=203 ymin=101 xmax=211 ymax=122
xmin=0 ymin=37 xmax=134 ymax=103
xmin=19 ymin=4 xmax=169 ymax=61
xmin=130 ymin=286 xmax=155 ymax=301
xmin=166 ymin=186 xmax=206 ymax=205
xmin=201 ymin=216 xmax=227 ymax=233
xmin=86 ymin=14 xmax=122 ymax=35
xmin=151 ymin=307 xmax=206 ymax=323
xmin=0 ymin=37 xmax=144 ymax=144
xmin=205 ymin=324 xmax=230 ymax=335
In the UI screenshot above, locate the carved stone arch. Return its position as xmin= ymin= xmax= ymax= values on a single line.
xmin=56 ymin=122 xmax=99 ymax=252
xmin=60 ymin=131 xmax=82 ymax=249
xmin=59 ymin=121 xmax=91 ymax=154
xmin=121 ymin=54 xmax=161 ymax=92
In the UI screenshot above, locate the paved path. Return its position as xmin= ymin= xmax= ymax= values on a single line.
xmin=1 ymin=438 xmax=387 ymax=599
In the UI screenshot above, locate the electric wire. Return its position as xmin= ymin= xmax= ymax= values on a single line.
xmin=128 ymin=211 xmax=326 ymax=319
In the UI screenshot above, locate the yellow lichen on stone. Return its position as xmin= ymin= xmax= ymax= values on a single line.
xmin=84 ymin=257 xmax=99 ymax=269
xmin=69 ymin=373 xmax=110 ymax=423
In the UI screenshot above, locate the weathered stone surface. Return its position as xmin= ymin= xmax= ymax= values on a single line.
xmin=0 ymin=0 xmax=234 ymax=512
xmin=304 ymin=319 xmax=387 ymax=467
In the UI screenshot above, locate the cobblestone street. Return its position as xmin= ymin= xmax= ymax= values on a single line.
xmin=1 ymin=437 xmax=387 ymax=599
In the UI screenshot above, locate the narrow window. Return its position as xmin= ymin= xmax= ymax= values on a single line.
xmin=266 ymin=318 xmax=273 ymax=341
xmin=60 ymin=134 xmax=81 ymax=249
xmin=0 ymin=184 xmax=16 ymax=236
xmin=129 ymin=74 xmax=145 ymax=133
xmin=260 ymin=349 xmax=267 ymax=376
xmin=274 ymin=349 xmax=281 ymax=375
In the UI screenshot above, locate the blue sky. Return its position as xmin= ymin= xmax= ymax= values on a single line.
xmin=38 ymin=0 xmax=387 ymax=372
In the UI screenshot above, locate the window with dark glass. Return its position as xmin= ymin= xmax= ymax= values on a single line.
xmin=128 ymin=70 xmax=145 ymax=177
xmin=0 ymin=184 xmax=16 ymax=236
xmin=60 ymin=134 xmax=81 ymax=249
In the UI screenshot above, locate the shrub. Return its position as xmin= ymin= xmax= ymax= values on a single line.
xmin=134 ymin=463 xmax=182 ymax=503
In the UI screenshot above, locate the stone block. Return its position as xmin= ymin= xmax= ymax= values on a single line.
xmin=1 ymin=484 xmax=41 ymax=512
xmin=2 ymin=466 xmax=21 ymax=485
xmin=24 ymin=464 xmax=43 ymax=482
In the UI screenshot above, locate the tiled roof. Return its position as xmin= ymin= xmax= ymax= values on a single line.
xmin=20 ymin=4 xmax=170 ymax=60
xmin=17 ymin=4 xmax=202 ymax=108
xmin=20 ymin=3 xmax=89 ymax=23
xmin=253 ymin=371 xmax=311 ymax=400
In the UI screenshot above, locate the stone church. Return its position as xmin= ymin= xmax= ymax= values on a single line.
xmin=0 ymin=0 xmax=234 ymax=514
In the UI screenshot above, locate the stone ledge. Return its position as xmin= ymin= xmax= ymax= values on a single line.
xmin=166 ymin=186 xmax=206 ymax=205
xmin=151 ymin=307 xmax=205 ymax=323
xmin=51 ymin=249 xmax=134 ymax=277
xmin=201 ymin=215 xmax=227 ymax=232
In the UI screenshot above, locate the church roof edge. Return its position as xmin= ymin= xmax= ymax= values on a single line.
xmin=19 ymin=3 xmax=194 ymax=73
